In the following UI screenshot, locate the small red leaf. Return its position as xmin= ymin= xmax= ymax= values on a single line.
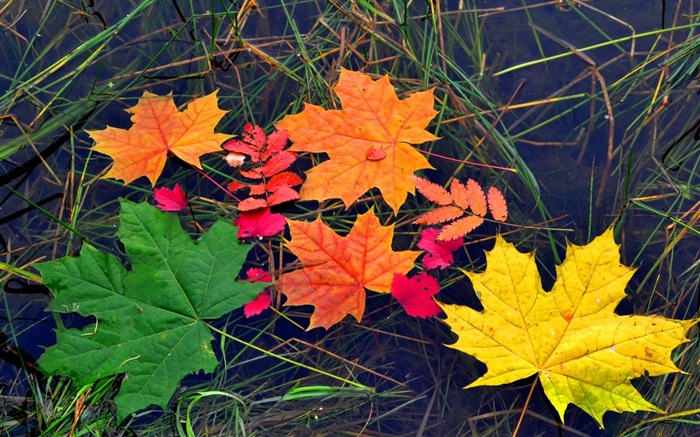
xmin=258 ymin=151 xmax=297 ymax=177
xmin=266 ymin=185 xmax=300 ymax=207
xmin=245 ymin=267 xmax=272 ymax=283
xmin=153 ymin=184 xmax=187 ymax=212
xmin=417 ymin=228 xmax=463 ymax=269
xmin=243 ymin=290 xmax=271 ymax=318
xmin=234 ymin=208 xmax=287 ymax=239
xmin=238 ymin=197 xmax=269 ymax=212
xmin=267 ymin=171 xmax=304 ymax=190
xmin=227 ymin=180 xmax=248 ymax=192
xmin=412 ymin=175 xmax=452 ymax=205
xmin=487 ymin=186 xmax=508 ymax=222
xmin=391 ymin=272 xmax=441 ymax=318
xmin=261 ymin=129 xmax=289 ymax=157
xmin=247 ymin=183 xmax=267 ymax=196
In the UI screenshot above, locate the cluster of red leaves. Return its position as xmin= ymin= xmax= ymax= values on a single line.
xmin=412 ymin=176 xmax=508 ymax=241
xmin=224 ymin=123 xmax=303 ymax=239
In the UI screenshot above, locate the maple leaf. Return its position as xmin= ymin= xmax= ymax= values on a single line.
xmin=413 ymin=176 xmax=507 ymax=241
xmin=391 ymin=273 xmax=441 ymax=318
xmin=88 ymin=91 xmax=230 ymax=186
xmin=233 ymin=207 xmax=287 ymax=239
xmin=36 ymin=200 xmax=265 ymax=421
xmin=438 ymin=229 xmax=698 ymax=426
xmin=275 ymin=68 xmax=438 ymax=214
xmin=278 ymin=209 xmax=420 ymax=330
xmin=153 ymin=183 xmax=188 ymax=211
xmin=417 ymin=228 xmax=463 ymax=269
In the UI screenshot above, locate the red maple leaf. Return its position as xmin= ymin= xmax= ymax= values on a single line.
xmin=243 ymin=267 xmax=272 ymax=318
xmin=153 ymin=184 xmax=188 ymax=212
xmin=391 ymin=272 xmax=441 ymax=318
xmin=417 ymin=228 xmax=462 ymax=269
xmin=233 ymin=208 xmax=287 ymax=239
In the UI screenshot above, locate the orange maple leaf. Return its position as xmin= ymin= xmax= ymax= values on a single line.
xmin=88 ymin=91 xmax=230 ymax=186
xmin=278 ymin=209 xmax=420 ymax=330
xmin=275 ymin=68 xmax=438 ymax=214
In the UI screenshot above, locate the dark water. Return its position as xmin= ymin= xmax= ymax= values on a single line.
xmin=1 ymin=1 xmax=699 ymax=435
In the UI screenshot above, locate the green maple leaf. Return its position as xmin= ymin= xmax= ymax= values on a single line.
xmin=37 ymin=200 xmax=266 ymax=421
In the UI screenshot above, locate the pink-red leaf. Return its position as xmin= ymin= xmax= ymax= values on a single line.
xmin=417 ymin=228 xmax=463 ymax=269
xmin=466 ymin=179 xmax=488 ymax=217
xmin=227 ymin=180 xmax=247 ymax=192
xmin=391 ymin=273 xmax=441 ymax=318
xmin=233 ymin=208 xmax=287 ymax=239
xmin=266 ymin=185 xmax=300 ymax=207
xmin=413 ymin=205 xmax=464 ymax=225
xmin=242 ymin=267 xmax=273 ymax=318
xmin=153 ymin=184 xmax=188 ymax=212
xmin=237 ymin=197 xmax=269 ymax=212
xmin=438 ymin=215 xmax=484 ymax=241
xmin=243 ymin=290 xmax=271 ymax=318
xmin=261 ymin=129 xmax=289 ymax=158
xmin=267 ymin=172 xmax=304 ymax=191
xmin=412 ymin=175 xmax=452 ymax=205
xmin=487 ymin=186 xmax=508 ymax=222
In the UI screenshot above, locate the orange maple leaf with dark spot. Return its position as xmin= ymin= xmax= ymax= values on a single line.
xmin=275 ymin=68 xmax=438 ymax=214
xmin=88 ymin=91 xmax=230 ymax=186
xmin=278 ymin=209 xmax=420 ymax=330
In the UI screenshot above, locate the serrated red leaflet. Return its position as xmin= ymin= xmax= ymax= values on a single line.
xmin=247 ymin=183 xmax=267 ymax=196
xmin=412 ymin=175 xmax=452 ymax=205
xmin=238 ymin=197 xmax=269 ymax=212
xmin=487 ymin=186 xmax=508 ymax=222
xmin=391 ymin=272 xmax=441 ymax=318
xmin=227 ymin=180 xmax=247 ymax=192
xmin=234 ymin=207 xmax=287 ymax=239
xmin=267 ymin=172 xmax=304 ymax=191
xmin=223 ymin=139 xmax=260 ymax=162
xmin=450 ymin=179 xmax=470 ymax=210
xmin=267 ymin=185 xmax=300 ymax=206
xmin=414 ymin=205 xmax=464 ymax=225
xmin=438 ymin=215 xmax=484 ymax=241
xmin=417 ymin=228 xmax=463 ymax=269
xmin=261 ymin=129 xmax=289 ymax=158
xmin=465 ymin=179 xmax=488 ymax=217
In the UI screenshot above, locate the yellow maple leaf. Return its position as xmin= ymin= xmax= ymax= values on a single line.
xmin=275 ymin=68 xmax=438 ymax=214
xmin=88 ymin=91 xmax=230 ymax=186
xmin=438 ymin=228 xmax=698 ymax=426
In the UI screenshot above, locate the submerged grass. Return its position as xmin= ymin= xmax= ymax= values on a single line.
xmin=1 ymin=0 xmax=699 ymax=436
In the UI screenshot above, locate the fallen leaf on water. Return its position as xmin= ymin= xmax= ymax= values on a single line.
xmin=278 ymin=209 xmax=420 ymax=330
xmin=439 ymin=228 xmax=698 ymax=426
xmin=88 ymin=91 xmax=230 ymax=186
xmin=276 ymin=69 xmax=438 ymax=213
